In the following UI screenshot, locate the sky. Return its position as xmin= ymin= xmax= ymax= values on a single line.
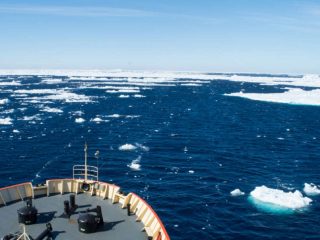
xmin=0 ymin=0 xmax=320 ymax=74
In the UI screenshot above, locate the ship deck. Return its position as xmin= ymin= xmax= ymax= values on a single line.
xmin=0 ymin=192 xmax=147 ymax=239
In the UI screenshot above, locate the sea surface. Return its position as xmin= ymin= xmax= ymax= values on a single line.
xmin=0 ymin=72 xmax=319 ymax=239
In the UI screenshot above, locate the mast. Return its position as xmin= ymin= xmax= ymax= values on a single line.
xmin=84 ymin=142 xmax=88 ymax=181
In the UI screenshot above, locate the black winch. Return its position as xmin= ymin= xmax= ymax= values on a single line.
xmin=17 ymin=199 xmax=38 ymax=225
xmin=77 ymin=205 xmax=103 ymax=233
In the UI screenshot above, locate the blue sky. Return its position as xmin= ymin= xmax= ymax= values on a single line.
xmin=0 ymin=0 xmax=319 ymax=73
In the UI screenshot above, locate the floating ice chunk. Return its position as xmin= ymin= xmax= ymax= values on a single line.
xmin=125 ymin=115 xmax=140 ymax=119
xmin=0 ymin=117 xmax=13 ymax=125
xmin=14 ymin=89 xmax=92 ymax=103
xmin=127 ymin=156 xmax=141 ymax=171
xmin=181 ymin=83 xmax=202 ymax=86
xmin=250 ymin=185 xmax=312 ymax=209
xmin=90 ymin=117 xmax=108 ymax=123
xmin=91 ymin=117 xmax=103 ymax=122
xmin=13 ymin=129 xmax=20 ymax=133
xmin=119 ymin=95 xmax=130 ymax=98
xmin=0 ymin=81 xmax=20 ymax=86
xmin=41 ymin=78 xmax=63 ymax=84
xmin=230 ymin=189 xmax=245 ymax=196
xmin=135 ymin=143 xmax=149 ymax=151
xmin=119 ymin=144 xmax=137 ymax=151
xmin=72 ymin=110 xmax=84 ymax=116
xmin=75 ymin=118 xmax=85 ymax=123
xmin=225 ymin=88 xmax=320 ymax=106
xmin=0 ymin=99 xmax=9 ymax=105
xmin=107 ymin=114 xmax=121 ymax=118
xmin=21 ymin=115 xmax=41 ymax=121
xmin=133 ymin=94 xmax=145 ymax=98
xmin=188 ymin=170 xmax=195 ymax=174
xmin=303 ymin=183 xmax=320 ymax=196
xmin=41 ymin=107 xmax=63 ymax=113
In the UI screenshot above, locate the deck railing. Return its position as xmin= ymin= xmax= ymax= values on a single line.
xmin=73 ymin=164 xmax=99 ymax=181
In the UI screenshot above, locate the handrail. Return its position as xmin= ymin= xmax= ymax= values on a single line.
xmin=73 ymin=165 xmax=99 ymax=181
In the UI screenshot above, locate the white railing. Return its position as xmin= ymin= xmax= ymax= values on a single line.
xmin=73 ymin=165 xmax=99 ymax=181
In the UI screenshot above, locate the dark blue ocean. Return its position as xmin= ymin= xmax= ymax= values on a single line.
xmin=0 ymin=74 xmax=319 ymax=239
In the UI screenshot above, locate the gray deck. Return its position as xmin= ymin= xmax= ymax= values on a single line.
xmin=0 ymin=193 xmax=148 ymax=240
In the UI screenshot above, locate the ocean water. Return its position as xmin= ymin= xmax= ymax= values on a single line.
xmin=0 ymin=72 xmax=320 ymax=239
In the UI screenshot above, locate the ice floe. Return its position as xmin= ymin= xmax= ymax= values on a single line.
xmin=226 ymin=88 xmax=320 ymax=106
xmin=14 ymin=89 xmax=92 ymax=103
xmin=41 ymin=107 xmax=63 ymax=113
xmin=0 ymin=81 xmax=21 ymax=86
xmin=90 ymin=117 xmax=109 ymax=123
xmin=119 ymin=95 xmax=130 ymax=98
xmin=71 ymin=110 xmax=84 ymax=116
xmin=230 ymin=189 xmax=245 ymax=196
xmin=0 ymin=117 xmax=13 ymax=125
xmin=135 ymin=143 xmax=149 ymax=151
xmin=303 ymin=183 xmax=320 ymax=196
xmin=41 ymin=78 xmax=64 ymax=84
xmin=107 ymin=114 xmax=121 ymax=118
xmin=250 ymin=185 xmax=312 ymax=209
xmin=119 ymin=144 xmax=137 ymax=151
xmin=133 ymin=94 xmax=145 ymax=98
xmin=127 ymin=156 xmax=141 ymax=171
xmin=0 ymin=99 xmax=9 ymax=105
xmin=75 ymin=118 xmax=85 ymax=123
xmin=21 ymin=115 xmax=41 ymax=121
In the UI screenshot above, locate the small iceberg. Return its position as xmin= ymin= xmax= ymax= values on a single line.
xmin=127 ymin=156 xmax=141 ymax=171
xmin=75 ymin=118 xmax=85 ymax=123
xmin=303 ymin=183 xmax=320 ymax=196
xmin=119 ymin=144 xmax=137 ymax=151
xmin=250 ymin=186 xmax=312 ymax=210
xmin=230 ymin=189 xmax=245 ymax=196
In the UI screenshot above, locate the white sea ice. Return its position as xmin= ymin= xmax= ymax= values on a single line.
xmin=107 ymin=114 xmax=121 ymax=118
xmin=75 ymin=118 xmax=85 ymax=123
xmin=303 ymin=183 xmax=320 ymax=196
xmin=0 ymin=117 xmax=13 ymax=125
xmin=250 ymin=185 xmax=312 ymax=209
xmin=0 ymin=99 xmax=9 ymax=105
xmin=230 ymin=189 xmax=245 ymax=196
xmin=14 ymin=89 xmax=92 ymax=103
xmin=135 ymin=143 xmax=149 ymax=151
xmin=133 ymin=94 xmax=145 ymax=98
xmin=41 ymin=78 xmax=63 ymax=84
xmin=41 ymin=107 xmax=63 ymax=113
xmin=127 ymin=156 xmax=141 ymax=171
xmin=119 ymin=95 xmax=130 ymax=98
xmin=21 ymin=115 xmax=41 ymax=121
xmin=119 ymin=144 xmax=137 ymax=151
xmin=226 ymin=88 xmax=320 ymax=106
xmin=0 ymin=81 xmax=21 ymax=86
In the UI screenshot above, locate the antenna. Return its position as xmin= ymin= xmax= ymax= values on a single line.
xmin=84 ymin=142 xmax=88 ymax=181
